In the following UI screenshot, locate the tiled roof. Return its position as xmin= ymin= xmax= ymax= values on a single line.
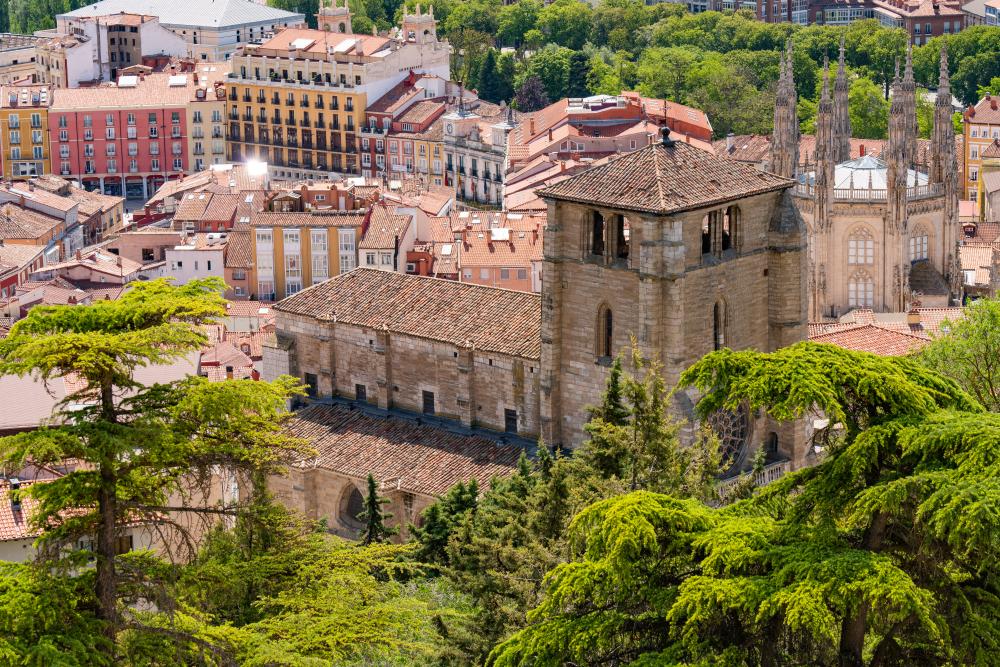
xmin=224 ymin=299 xmax=274 ymax=319
xmin=982 ymin=139 xmax=1000 ymax=159
xmin=813 ymin=307 xmax=966 ymax=339
xmin=460 ymin=228 xmax=540 ymax=271
xmin=286 ymin=402 xmax=524 ymax=497
xmin=965 ymin=94 xmax=1000 ymax=125
xmin=62 ymin=0 xmax=303 ymax=28
xmin=203 ymin=193 xmax=241 ymax=221
xmin=960 ymin=242 xmax=994 ymax=272
xmin=367 ymin=78 xmax=421 ymax=114
xmin=396 ymin=99 xmax=444 ymax=126
xmin=714 ymin=134 xmax=954 ymax=168
xmin=224 ymin=229 xmax=253 ymax=268
xmin=809 ymin=323 xmax=930 ymax=356
xmin=249 ymin=211 xmax=366 ymax=228
xmin=965 ymin=222 xmax=1000 ymax=243
xmin=41 ymin=249 xmax=142 ymax=278
xmin=0 ymin=243 xmax=43 ymax=274
xmin=359 ymin=203 xmax=410 ymax=250
xmin=51 ymin=72 xmax=202 ymax=110
xmin=0 ymin=203 xmax=63 ymax=241
xmin=274 ymin=268 xmax=541 ymax=358
xmin=1 ymin=184 xmax=76 ymax=212
xmin=540 ymin=139 xmax=793 ymax=215
xmin=908 ymin=260 xmax=950 ymax=296
xmin=0 ymin=478 xmax=45 ymax=542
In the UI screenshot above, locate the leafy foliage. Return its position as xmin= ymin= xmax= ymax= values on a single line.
xmin=491 ymin=343 xmax=1000 ymax=666
xmin=920 ymin=298 xmax=1000 ymax=412
xmin=359 ymin=473 xmax=398 ymax=545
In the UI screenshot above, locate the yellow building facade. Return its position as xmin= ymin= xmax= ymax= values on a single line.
xmin=0 ymin=85 xmax=51 ymax=180
xmin=250 ymin=211 xmax=364 ymax=300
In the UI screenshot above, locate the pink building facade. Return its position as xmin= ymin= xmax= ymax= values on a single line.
xmin=51 ymin=106 xmax=188 ymax=199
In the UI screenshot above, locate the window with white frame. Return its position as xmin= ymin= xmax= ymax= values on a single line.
xmin=339 ymin=229 xmax=356 ymax=272
xmin=310 ymin=229 xmax=328 ymax=282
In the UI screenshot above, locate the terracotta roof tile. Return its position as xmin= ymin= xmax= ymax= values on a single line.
xmin=965 ymin=94 xmax=1000 ymax=126
xmin=809 ymin=323 xmax=930 ymax=356
xmin=540 ymin=140 xmax=792 ymax=215
xmin=982 ymin=139 xmax=1000 ymax=159
xmin=225 ymin=229 xmax=253 ymax=268
xmin=286 ymin=402 xmax=523 ymax=497
xmin=359 ymin=203 xmax=410 ymax=250
xmin=0 ymin=203 xmax=62 ymax=241
xmin=274 ymin=268 xmax=541 ymax=358
xmin=250 ymin=210 xmax=366 ymax=228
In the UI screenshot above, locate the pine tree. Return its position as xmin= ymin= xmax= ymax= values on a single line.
xmin=491 ymin=343 xmax=1000 ymax=667
xmin=410 ymin=479 xmax=478 ymax=565
xmin=567 ymin=51 xmax=591 ymax=98
xmin=0 ymin=278 xmax=309 ymax=658
xmin=514 ymin=75 xmax=549 ymax=112
xmin=477 ymin=49 xmax=505 ymax=103
xmin=358 ymin=474 xmax=397 ymax=545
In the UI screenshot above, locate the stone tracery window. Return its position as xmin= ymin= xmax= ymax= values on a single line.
xmin=847 ymin=227 xmax=874 ymax=265
xmin=848 ymin=270 xmax=875 ymax=308
xmin=591 ymin=210 xmax=606 ymax=257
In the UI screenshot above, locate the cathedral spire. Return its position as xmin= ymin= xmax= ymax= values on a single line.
xmin=768 ymin=41 xmax=799 ymax=179
xmin=813 ymin=57 xmax=835 ymax=230
xmin=930 ymin=44 xmax=961 ymax=297
xmin=902 ymin=45 xmax=918 ymax=155
xmin=832 ymin=35 xmax=851 ymax=163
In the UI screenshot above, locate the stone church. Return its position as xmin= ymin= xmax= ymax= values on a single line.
xmin=537 ymin=124 xmax=809 ymax=467
xmin=771 ymin=41 xmax=961 ymax=320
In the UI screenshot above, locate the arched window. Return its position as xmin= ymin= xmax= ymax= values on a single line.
xmin=701 ymin=213 xmax=712 ymax=255
xmin=847 ymin=227 xmax=874 ymax=265
xmin=848 ymin=270 xmax=874 ymax=308
xmin=713 ymin=300 xmax=727 ymax=350
xmin=339 ymin=485 xmax=365 ymax=529
xmin=338 ymin=22 xmax=346 ymax=32
xmin=597 ymin=305 xmax=613 ymax=358
xmin=591 ymin=210 xmax=605 ymax=257
xmin=909 ymin=227 xmax=929 ymax=261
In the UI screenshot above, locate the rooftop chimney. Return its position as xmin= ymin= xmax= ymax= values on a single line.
xmin=725 ymin=131 xmax=735 ymax=152
xmin=859 ymin=143 xmax=866 ymax=156
xmin=907 ymin=308 xmax=921 ymax=327
xmin=660 ymin=125 xmax=675 ymax=147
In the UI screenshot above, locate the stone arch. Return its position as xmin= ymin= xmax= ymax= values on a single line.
xmin=338 ymin=483 xmax=365 ymax=530
xmin=595 ymin=302 xmax=613 ymax=359
xmin=338 ymin=22 xmax=346 ymax=32
xmin=848 ymin=269 xmax=875 ymax=308
xmin=847 ymin=225 xmax=875 ymax=265
xmin=713 ymin=298 xmax=728 ymax=351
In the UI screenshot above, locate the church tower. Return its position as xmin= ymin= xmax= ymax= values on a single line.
xmin=768 ymin=41 xmax=799 ymax=179
xmin=885 ymin=53 xmax=916 ymax=310
xmin=809 ymin=58 xmax=835 ymax=319
xmin=317 ymin=0 xmax=352 ymax=33
xmin=401 ymin=4 xmax=438 ymax=44
xmin=930 ymin=45 xmax=961 ymax=297
xmin=832 ymin=37 xmax=852 ymax=164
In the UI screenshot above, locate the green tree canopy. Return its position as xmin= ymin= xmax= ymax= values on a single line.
xmin=491 ymin=342 xmax=1000 ymax=666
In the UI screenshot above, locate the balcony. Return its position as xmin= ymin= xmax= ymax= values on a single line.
xmin=285 ymin=118 xmax=295 ymax=126
xmin=229 ymin=113 xmax=239 ymax=121
xmin=315 ymin=121 xmax=326 ymax=129
xmin=242 ymin=113 xmax=253 ymax=122
xmin=300 ymin=119 xmax=311 ymax=128
xmin=315 ymin=101 xmax=325 ymax=110
xmin=302 ymin=141 xmax=313 ymax=150
xmin=287 ymin=139 xmax=298 ymax=148
xmin=285 ymin=98 xmax=295 ymax=106
xmin=242 ymin=94 xmax=251 ymax=102
xmin=271 ymin=117 xmax=281 ymax=125
xmin=299 ymin=100 xmax=309 ymax=108
xmin=271 ymin=96 xmax=280 ymax=105
xmin=229 ymin=92 xmax=237 ymax=101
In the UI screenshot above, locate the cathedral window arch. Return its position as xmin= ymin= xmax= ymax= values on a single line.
xmin=909 ymin=226 xmax=929 ymax=262
xmin=713 ymin=299 xmax=728 ymax=351
xmin=596 ymin=304 xmax=613 ymax=360
xmin=848 ymin=270 xmax=875 ymax=308
xmin=847 ymin=227 xmax=874 ymax=265
xmin=722 ymin=205 xmax=740 ymax=252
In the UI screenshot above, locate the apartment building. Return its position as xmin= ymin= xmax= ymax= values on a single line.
xmin=360 ymin=72 xmax=462 ymax=183
xmin=250 ymin=210 xmax=364 ymax=300
xmin=186 ymin=69 xmax=228 ymax=172
xmin=0 ymin=85 xmax=51 ymax=180
xmin=964 ymin=94 xmax=1000 ymax=207
xmin=36 ymin=14 xmax=186 ymax=88
xmin=224 ymin=7 xmax=449 ymax=181
xmin=49 ymin=68 xmax=227 ymax=199
xmin=443 ymin=102 xmax=515 ymax=206
xmin=0 ymin=34 xmax=42 ymax=85
xmin=58 ymin=0 xmax=305 ymax=62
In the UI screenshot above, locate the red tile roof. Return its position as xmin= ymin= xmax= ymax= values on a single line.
xmin=274 ymin=268 xmax=541 ymax=359
xmin=540 ymin=139 xmax=792 ymax=215
xmin=982 ymin=139 xmax=1000 ymax=159
xmin=286 ymin=402 xmax=524 ymax=497
xmin=809 ymin=323 xmax=930 ymax=356
xmin=965 ymin=94 xmax=1000 ymax=125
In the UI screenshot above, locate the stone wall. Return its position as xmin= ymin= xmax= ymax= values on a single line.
xmin=542 ymin=189 xmax=808 ymax=452
xmin=270 ymin=310 xmax=541 ymax=438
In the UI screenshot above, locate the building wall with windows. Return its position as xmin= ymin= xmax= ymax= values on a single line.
xmin=266 ymin=269 xmax=542 ymax=439
xmin=250 ymin=210 xmax=364 ymax=300
xmin=186 ymin=73 xmax=228 ymax=172
xmin=0 ymin=85 xmax=51 ymax=180
xmin=49 ymin=69 xmax=227 ymax=200
xmin=964 ymin=95 xmax=1000 ymax=206
xmin=0 ymin=34 xmax=42 ymax=85
xmin=225 ymin=15 xmax=449 ymax=181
